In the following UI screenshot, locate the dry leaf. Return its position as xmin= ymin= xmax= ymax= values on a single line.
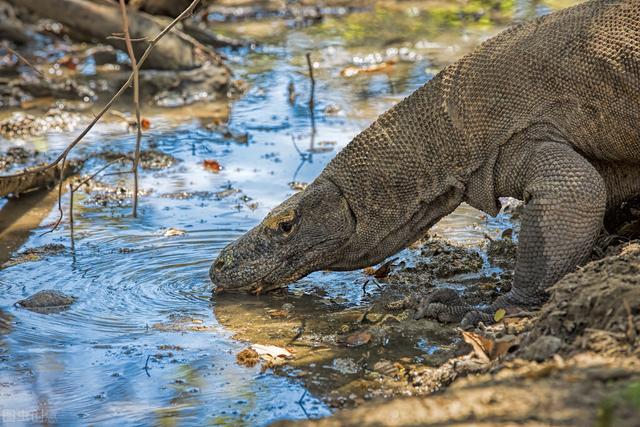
xmin=203 ymin=159 xmax=222 ymax=173
xmin=58 ymin=55 xmax=78 ymax=70
xmin=237 ymin=348 xmax=260 ymax=367
xmin=163 ymin=228 xmax=186 ymax=237
xmin=141 ymin=118 xmax=151 ymax=130
xmin=462 ymin=331 xmax=517 ymax=362
xmin=345 ymin=330 xmax=372 ymax=347
xmin=340 ymin=59 xmax=397 ymax=77
xmin=365 ymin=257 xmax=398 ymax=279
xmin=251 ymin=344 xmax=293 ymax=360
xmin=268 ymin=309 xmax=289 ymax=319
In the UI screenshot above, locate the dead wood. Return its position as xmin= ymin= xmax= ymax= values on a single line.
xmin=0 ymin=161 xmax=81 ymax=199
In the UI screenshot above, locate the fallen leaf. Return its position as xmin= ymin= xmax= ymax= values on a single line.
xmin=163 ymin=228 xmax=186 ymax=237
xmin=365 ymin=257 xmax=398 ymax=279
xmin=58 ymin=55 xmax=78 ymax=70
xmin=494 ymin=308 xmax=507 ymax=322
xmin=340 ymin=59 xmax=397 ymax=78
xmin=268 ymin=309 xmax=289 ymax=319
xmin=141 ymin=118 xmax=151 ymax=130
xmin=462 ymin=331 xmax=518 ymax=362
xmin=237 ymin=348 xmax=260 ymax=367
xmin=344 ymin=330 xmax=372 ymax=347
xmin=203 ymin=159 xmax=222 ymax=173
xmin=251 ymin=344 xmax=293 ymax=361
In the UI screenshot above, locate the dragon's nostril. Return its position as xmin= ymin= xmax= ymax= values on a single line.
xmin=214 ymin=258 xmax=225 ymax=271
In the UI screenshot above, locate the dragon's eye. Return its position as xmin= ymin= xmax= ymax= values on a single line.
xmin=279 ymin=220 xmax=294 ymax=234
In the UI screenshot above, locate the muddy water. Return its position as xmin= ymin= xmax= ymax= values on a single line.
xmin=0 ymin=1 xmax=572 ymax=425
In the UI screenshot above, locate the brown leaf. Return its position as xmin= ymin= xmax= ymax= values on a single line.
xmin=345 ymin=330 xmax=372 ymax=347
xmin=340 ymin=59 xmax=398 ymax=78
xmin=268 ymin=309 xmax=289 ymax=319
xmin=236 ymin=348 xmax=260 ymax=367
xmin=462 ymin=331 xmax=518 ymax=361
xmin=203 ymin=159 xmax=222 ymax=173
xmin=58 ymin=55 xmax=78 ymax=70
xmin=141 ymin=118 xmax=151 ymax=130
xmin=365 ymin=257 xmax=398 ymax=279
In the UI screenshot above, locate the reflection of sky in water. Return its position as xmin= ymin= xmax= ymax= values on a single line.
xmin=0 ymin=1 xmax=567 ymax=425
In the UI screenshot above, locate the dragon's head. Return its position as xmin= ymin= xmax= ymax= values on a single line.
xmin=209 ymin=177 xmax=357 ymax=293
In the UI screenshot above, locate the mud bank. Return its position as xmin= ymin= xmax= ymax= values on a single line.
xmin=272 ymin=240 xmax=640 ymax=426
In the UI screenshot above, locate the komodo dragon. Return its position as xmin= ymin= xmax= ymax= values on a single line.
xmin=210 ymin=0 xmax=640 ymax=326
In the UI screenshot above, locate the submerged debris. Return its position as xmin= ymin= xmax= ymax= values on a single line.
xmin=0 ymin=108 xmax=83 ymax=138
xmin=2 ymin=244 xmax=66 ymax=268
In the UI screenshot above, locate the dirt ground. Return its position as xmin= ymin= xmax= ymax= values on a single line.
xmin=266 ymin=241 xmax=640 ymax=426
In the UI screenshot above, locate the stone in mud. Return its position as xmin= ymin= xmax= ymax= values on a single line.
xmin=521 ymin=335 xmax=563 ymax=362
xmin=17 ymin=290 xmax=76 ymax=313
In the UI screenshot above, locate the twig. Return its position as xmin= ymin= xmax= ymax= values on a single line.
xmin=288 ymin=318 xmax=306 ymax=345
xmin=305 ymin=53 xmax=316 ymax=151
xmin=68 ymin=157 xmax=126 ymax=244
xmin=69 ymin=182 xmax=75 ymax=250
xmin=3 ymin=46 xmax=44 ymax=78
xmin=118 ymin=0 xmax=142 ymax=218
xmin=72 ymin=157 xmax=127 ymax=192
xmin=40 ymin=157 xmax=67 ymax=236
xmin=107 ymin=34 xmax=149 ymax=42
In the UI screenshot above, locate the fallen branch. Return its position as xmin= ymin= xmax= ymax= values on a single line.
xmin=0 ymin=161 xmax=81 ymax=199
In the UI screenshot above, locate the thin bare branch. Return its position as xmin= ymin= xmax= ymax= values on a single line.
xmin=118 ymin=0 xmax=143 ymax=217
xmin=3 ymin=46 xmax=44 ymax=78
xmin=72 ymin=157 xmax=127 ymax=192
xmin=107 ymin=34 xmax=149 ymax=42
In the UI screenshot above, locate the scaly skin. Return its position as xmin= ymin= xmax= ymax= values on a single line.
xmin=210 ymin=0 xmax=640 ymax=325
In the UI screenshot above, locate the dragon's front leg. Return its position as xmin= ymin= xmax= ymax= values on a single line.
xmin=418 ymin=139 xmax=608 ymax=327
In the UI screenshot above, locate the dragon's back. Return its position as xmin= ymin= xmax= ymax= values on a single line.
xmin=445 ymin=0 xmax=640 ymax=166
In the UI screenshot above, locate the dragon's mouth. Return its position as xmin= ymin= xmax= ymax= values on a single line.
xmin=213 ymin=276 xmax=286 ymax=296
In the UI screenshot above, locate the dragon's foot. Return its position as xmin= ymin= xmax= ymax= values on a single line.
xmin=460 ymin=291 xmax=537 ymax=328
xmin=414 ymin=288 xmax=471 ymax=323
xmin=415 ymin=289 xmax=535 ymax=329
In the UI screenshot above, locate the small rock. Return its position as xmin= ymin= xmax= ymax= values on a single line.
xmin=522 ymin=335 xmax=563 ymax=362
xmin=17 ymin=290 xmax=76 ymax=313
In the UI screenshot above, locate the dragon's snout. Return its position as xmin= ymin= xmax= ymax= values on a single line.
xmin=209 ymin=247 xmax=236 ymax=289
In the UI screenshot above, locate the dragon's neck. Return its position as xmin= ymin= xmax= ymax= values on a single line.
xmin=321 ymin=72 xmax=466 ymax=266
